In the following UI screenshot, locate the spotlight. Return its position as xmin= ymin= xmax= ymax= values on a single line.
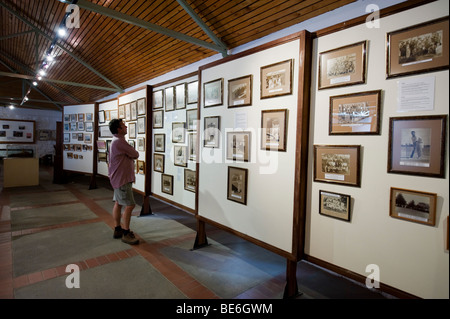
xmin=33 ymin=81 xmax=38 ymax=86
xmin=39 ymin=69 xmax=46 ymax=76
xmin=57 ymin=27 xmax=67 ymax=37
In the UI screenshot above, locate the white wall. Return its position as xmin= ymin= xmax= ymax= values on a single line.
xmin=307 ymin=1 xmax=449 ymax=299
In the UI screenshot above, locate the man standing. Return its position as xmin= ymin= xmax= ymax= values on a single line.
xmin=108 ymin=119 xmax=140 ymax=245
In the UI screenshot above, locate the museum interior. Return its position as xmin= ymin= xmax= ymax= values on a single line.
xmin=0 ymin=0 xmax=448 ymax=302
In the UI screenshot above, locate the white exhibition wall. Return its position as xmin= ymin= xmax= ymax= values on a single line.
xmin=97 ymin=99 xmax=118 ymax=177
xmin=199 ymin=39 xmax=301 ymax=254
xmin=151 ymin=75 xmax=198 ymax=211
xmin=307 ymin=1 xmax=449 ymax=299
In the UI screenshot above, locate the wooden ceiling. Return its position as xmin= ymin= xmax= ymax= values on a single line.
xmin=0 ymin=0 xmax=361 ymax=111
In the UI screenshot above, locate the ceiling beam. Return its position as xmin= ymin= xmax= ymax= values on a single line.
xmin=73 ymin=0 xmax=228 ymax=57
xmin=0 ymin=1 xmax=123 ymax=92
xmin=0 ymin=30 xmax=34 ymax=41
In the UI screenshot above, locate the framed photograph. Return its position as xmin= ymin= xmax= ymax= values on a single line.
xmin=105 ymin=110 xmax=111 ymax=122
xmin=172 ymin=122 xmax=185 ymax=143
xmin=110 ymin=109 xmax=118 ymax=120
xmin=227 ymin=131 xmax=251 ymax=162
xmin=261 ymin=109 xmax=287 ymax=151
xmin=85 ymin=122 xmax=94 ymax=132
xmin=228 ymin=75 xmax=252 ymax=107
xmin=96 ymin=140 xmax=106 ymax=150
xmin=125 ymin=103 xmax=131 ymax=121
xmin=97 ymin=152 xmax=107 ymax=162
xmin=137 ymin=137 xmax=145 ymax=152
xmin=99 ymin=125 xmax=112 ymax=138
xmin=390 ymin=187 xmax=437 ymax=226
xmin=318 ymin=41 xmax=367 ymax=90
xmin=137 ymin=116 xmax=146 ymax=134
xmin=154 ymin=134 xmax=165 ymax=152
xmin=227 ymin=166 xmax=248 ymax=205
xmin=314 ymin=145 xmax=361 ymax=187
xmin=388 ymin=115 xmax=447 ymax=178
xmin=187 ymin=80 xmax=198 ymax=104
xmin=186 ymin=109 xmax=197 ymax=131
xmin=175 ymin=83 xmax=186 ymax=110
xmin=174 ymin=145 xmax=188 ymax=167
xmin=161 ymin=174 xmax=174 ymax=195
xmin=128 ymin=122 xmax=136 ymax=139
xmin=165 ymin=86 xmax=175 ymax=111
xmin=329 ymin=90 xmax=381 ymax=135
xmin=204 ymin=116 xmax=220 ymax=148
xmin=137 ymin=160 xmax=145 ymax=175
xmin=188 ymin=132 xmax=197 ymax=161
xmin=84 ymin=133 xmax=92 ymax=143
xmin=260 ymin=59 xmax=293 ymax=98
xmin=63 ymin=133 xmax=70 ymax=143
xmin=118 ymin=104 xmax=125 ymax=119
xmin=153 ymin=153 xmax=164 ymax=173
xmin=130 ymin=101 xmax=137 ymax=120
xmin=86 ymin=113 xmax=93 ymax=121
xmin=128 ymin=139 xmax=135 ymax=149
xmin=203 ymin=78 xmax=223 ymax=107
xmin=387 ymin=17 xmax=449 ymax=79
xmin=319 ymin=190 xmax=351 ymax=222
xmin=137 ymin=98 xmax=146 ymax=115
xmin=78 ymin=113 xmax=84 ymax=122
xmin=153 ymin=90 xmax=164 ymax=109
xmin=77 ymin=122 xmax=85 ymax=131
xmin=153 ymin=110 xmax=163 ymax=129
xmin=184 ymin=169 xmax=196 ymax=192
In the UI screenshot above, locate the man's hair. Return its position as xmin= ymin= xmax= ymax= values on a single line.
xmin=109 ymin=118 xmax=123 ymax=134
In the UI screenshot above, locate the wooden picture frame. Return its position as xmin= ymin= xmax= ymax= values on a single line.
xmin=153 ymin=110 xmax=163 ymax=129
xmin=118 ymin=104 xmax=125 ymax=119
xmin=226 ymin=131 xmax=251 ymax=162
xmin=165 ymin=86 xmax=175 ymax=111
xmin=137 ymin=137 xmax=145 ymax=152
xmin=187 ymin=80 xmax=198 ymax=104
xmin=137 ymin=160 xmax=145 ymax=175
xmin=174 ymin=145 xmax=188 ymax=167
xmin=389 ymin=187 xmax=437 ymax=226
xmin=186 ymin=109 xmax=197 ymax=131
xmin=386 ymin=17 xmax=449 ymax=79
xmin=188 ymin=132 xmax=197 ymax=161
xmin=161 ymin=174 xmax=173 ymax=195
xmin=172 ymin=122 xmax=185 ymax=143
xmin=314 ymin=145 xmax=361 ymax=187
xmin=175 ymin=83 xmax=186 ymax=110
xmin=203 ymin=78 xmax=223 ymax=107
xmin=125 ymin=103 xmax=131 ymax=121
xmin=227 ymin=166 xmax=248 ymax=205
xmin=184 ymin=169 xmax=196 ymax=193
xmin=153 ymin=153 xmax=164 ymax=173
xmin=130 ymin=101 xmax=137 ymax=120
xmin=319 ymin=190 xmax=351 ymax=222
xmin=261 ymin=109 xmax=287 ymax=151
xmin=204 ymin=116 xmax=220 ymax=148
xmin=318 ymin=41 xmax=367 ymax=90
xmin=228 ymin=75 xmax=252 ymax=107
xmin=260 ymin=59 xmax=293 ymax=98
xmin=128 ymin=122 xmax=136 ymax=139
xmin=329 ymin=90 xmax=381 ymax=135
xmin=388 ymin=115 xmax=447 ymax=178
xmin=63 ymin=133 xmax=70 ymax=143
xmin=152 ymin=90 xmax=164 ymax=109
xmin=154 ymin=134 xmax=165 ymax=152
xmin=96 ymin=140 xmax=106 ymax=150
xmin=137 ymin=116 xmax=145 ymax=134
xmin=137 ymin=98 xmax=146 ymax=115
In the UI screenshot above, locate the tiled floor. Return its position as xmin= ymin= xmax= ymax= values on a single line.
xmin=0 ymin=162 xmax=391 ymax=300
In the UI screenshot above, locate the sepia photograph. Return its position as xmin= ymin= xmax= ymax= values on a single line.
xmin=260 ymin=59 xmax=293 ymax=99
xmin=390 ymin=187 xmax=436 ymax=226
xmin=153 ymin=153 xmax=164 ymax=173
xmin=204 ymin=78 xmax=223 ymax=107
xmin=161 ymin=174 xmax=174 ymax=195
xmin=227 ymin=131 xmax=251 ymax=162
xmin=228 ymin=75 xmax=252 ymax=107
xmin=204 ymin=116 xmax=220 ymax=148
xmin=175 ymin=83 xmax=186 ymax=110
xmin=153 ymin=90 xmax=164 ymax=109
xmin=319 ymin=190 xmax=351 ymax=221
xmin=153 ymin=110 xmax=164 ymax=129
xmin=172 ymin=122 xmax=185 ymax=143
xmin=186 ymin=109 xmax=197 ymax=131
xmin=184 ymin=169 xmax=196 ymax=192
xmin=187 ymin=80 xmax=198 ymax=104
xmin=137 ymin=116 xmax=145 ymax=134
xmin=154 ymin=134 xmax=165 ymax=152
xmin=227 ymin=166 xmax=248 ymax=205
xmin=261 ymin=109 xmax=287 ymax=151
xmin=137 ymin=97 xmax=146 ymax=115
xmin=174 ymin=145 xmax=188 ymax=167
xmin=165 ymin=86 xmax=175 ymax=111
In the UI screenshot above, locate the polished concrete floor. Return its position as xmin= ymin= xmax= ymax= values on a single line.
xmin=0 ymin=162 xmax=392 ymax=302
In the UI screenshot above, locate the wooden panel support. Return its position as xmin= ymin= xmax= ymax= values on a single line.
xmin=192 ymin=219 xmax=209 ymax=250
xmin=283 ymin=259 xmax=302 ymax=299
xmin=139 ymin=195 xmax=153 ymax=216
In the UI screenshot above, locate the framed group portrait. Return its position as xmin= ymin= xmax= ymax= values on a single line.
xmin=319 ymin=190 xmax=351 ymax=222
xmin=260 ymin=59 xmax=293 ymax=99
xmin=228 ymin=75 xmax=252 ymax=107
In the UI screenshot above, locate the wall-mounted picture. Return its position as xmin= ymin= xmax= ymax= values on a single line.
xmin=388 ymin=115 xmax=446 ymax=178
xmin=387 ymin=17 xmax=449 ymax=79
xmin=97 ymin=151 xmax=107 ymax=162
xmin=118 ymin=104 xmax=125 ymax=119
xmin=228 ymin=75 xmax=252 ymax=107
xmin=137 ymin=116 xmax=145 ymax=134
xmin=137 ymin=137 xmax=145 ymax=152
xmin=110 ymin=109 xmax=118 ymax=120
xmin=227 ymin=166 xmax=248 ymax=205
xmin=153 ymin=90 xmax=164 ymax=109
xmin=174 ymin=145 xmax=188 ymax=167
xmin=187 ymin=80 xmax=198 ymax=104
xmin=154 ymin=133 xmax=165 ymax=152
xmin=86 ymin=113 xmax=93 ymax=121
xmin=184 ymin=169 xmax=196 ymax=193
xmin=318 ymin=41 xmax=367 ymax=90
xmin=260 ymin=59 xmax=293 ymax=99
xmin=128 ymin=122 xmax=136 ymax=139
xmin=329 ymin=90 xmax=381 ymax=135
xmin=63 ymin=133 xmax=70 ymax=143
xmin=172 ymin=122 xmax=185 ymax=143
xmin=96 ymin=140 xmax=106 ymax=150
xmin=389 ymin=187 xmax=437 ymax=226
xmin=84 ymin=133 xmax=92 ymax=143
xmin=204 ymin=116 xmax=220 ymax=148
xmin=153 ymin=153 xmax=164 ymax=173
xmin=165 ymin=86 xmax=175 ymax=111
xmin=314 ymin=145 xmax=361 ymax=187
xmin=137 ymin=97 xmax=146 ymax=115
xmin=186 ymin=109 xmax=197 ymax=131
xmin=261 ymin=109 xmax=287 ymax=151
xmin=99 ymin=125 xmax=113 ymax=138
xmin=128 ymin=139 xmax=135 ymax=149
xmin=85 ymin=122 xmax=93 ymax=132
xmin=137 ymin=160 xmax=145 ymax=175
xmin=188 ymin=132 xmax=197 ymax=161
xmin=78 ymin=113 xmax=84 ymax=122
xmin=227 ymin=131 xmax=251 ymax=162
xmin=153 ymin=110 xmax=163 ymax=129
xmin=161 ymin=174 xmax=174 ymax=195
xmin=77 ymin=122 xmax=84 ymax=131
xmin=319 ymin=190 xmax=351 ymax=222
xmin=175 ymin=83 xmax=186 ymax=110
xmin=203 ymin=78 xmax=223 ymax=107
xmin=125 ymin=103 xmax=131 ymax=121
xmin=130 ymin=101 xmax=137 ymax=120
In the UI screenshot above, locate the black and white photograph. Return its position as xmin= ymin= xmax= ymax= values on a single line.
xmin=174 ymin=145 xmax=187 ymax=167
xmin=161 ymin=174 xmax=174 ymax=195
xmin=175 ymin=83 xmax=186 ymax=110
xmin=203 ymin=78 xmax=223 ymax=107
xmin=227 ymin=131 xmax=251 ymax=162
xmin=227 ymin=166 xmax=248 ymax=205
xmin=137 ymin=97 xmax=146 ymax=115
xmin=153 ymin=110 xmax=163 ymax=128
xmin=153 ymin=90 xmax=164 ymax=109
xmin=153 ymin=153 xmax=164 ymax=173
xmin=390 ymin=187 xmax=437 ymax=226
xmin=204 ymin=116 xmax=220 ymax=148
xmin=172 ymin=122 xmax=185 ymax=143
xmin=319 ymin=190 xmax=351 ymax=221
xmin=187 ymin=80 xmax=198 ymax=104
xmin=165 ymin=86 xmax=175 ymax=111
xmin=154 ymin=134 xmax=165 ymax=152
xmin=184 ymin=169 xmax=196 ymax=192
xmin=228 ymin=75 xmax=252 ymax=107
